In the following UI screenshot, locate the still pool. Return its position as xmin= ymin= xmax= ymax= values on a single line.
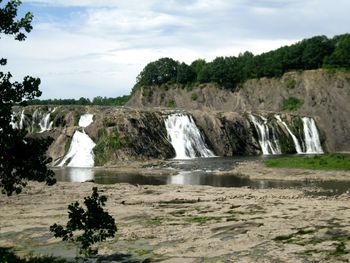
xmin=53 ymin=156 xmax=350 ymax=194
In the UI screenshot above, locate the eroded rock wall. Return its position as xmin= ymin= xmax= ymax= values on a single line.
xmin=127 ymin=69 xmax=350 ymax=152
xmin=16 ymin=106 xmax=319 ymax=166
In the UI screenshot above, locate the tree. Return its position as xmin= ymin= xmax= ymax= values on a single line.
xmin=324 ymin=34 xmax=350 ymax=68
xmin=50 ymin=187 xmax=117 ymax=257
xmin=0 ymin=0 xmax=55 ymax=196
xmin=176 ymin=62 xmax=196 ymax=84
xmin=301 ymin=35 xmax=333 ymax=69
xmin=190 ymin=59 xmax=206 ymax=82
xmin=197 ymin=63 xmax=212 ymax=83
xmin=132 ymin=34 xmax=350 ymax=93
xmin=135 ymin=57 xmax=179 ymax=87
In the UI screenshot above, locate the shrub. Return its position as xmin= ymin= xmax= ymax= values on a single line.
xmin=167 ymin=99 xmax=176 ymax=108
xmin=282 ymin=97 xmax=304 ymax=111
xmin=93 ymin=129 xmax=129 ymax=166
xmin=191 ymin=92 xmax=198 ymax=101
xmin=50 ymin=187 xmax=117 ymax=257
xmin=285 ymin=77 xmax=296 ymax=89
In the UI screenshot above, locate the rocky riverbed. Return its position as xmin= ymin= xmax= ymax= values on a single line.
xmin=1 ymin=162 xmax=350 ymax=263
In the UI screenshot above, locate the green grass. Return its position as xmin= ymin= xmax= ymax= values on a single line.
xmin=282 ymin=96 xmax=304 ymax=111
xmin=144 ymin=217 xmax=164 ymax=226
xmin=265 ymin=154 xmax=350 ymax=170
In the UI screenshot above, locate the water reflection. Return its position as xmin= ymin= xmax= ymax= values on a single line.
xmin=53 ymin=167 xmax=94 ymax=182
xmin=53 ymin=157 xmax=350 ymax=194
xmin=168 ymin=171 xmax=202 ymax=185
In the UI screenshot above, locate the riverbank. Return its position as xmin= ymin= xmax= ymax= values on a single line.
xmin=222 ymin=160 xmax=350 ymax=181
xmin=1 ymin=179 xmax=350 ymax=262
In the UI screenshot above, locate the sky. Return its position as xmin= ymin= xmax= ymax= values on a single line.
xmin=1 ymin=0 xmax=350 ymax=99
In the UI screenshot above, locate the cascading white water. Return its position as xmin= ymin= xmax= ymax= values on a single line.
xmin=10 ymin=110 xmax=28 ymax=130
xmin=39 ymin=113 xmax=53 ymax=133
xmin=32 ymin=108 xmax=55 ymax=133
xmin=58 ymin=131 xmax=96 ymax=167
xmin=164 ymin=113 xmax=215 ymax=159
xmin=58 ymin=114 xmax=96 ymax=167
xmin=249 ymin=114 xmax=281 ymax=155
xmin=19 ymin=110 xmax=25 ymax=130
xmin=79 ymin=114 xmax=94 ymax=127
xmin=275 ymin=115 xmax=302 ymax=154
xmin=302 ymin=117 xmax=323 ymax=154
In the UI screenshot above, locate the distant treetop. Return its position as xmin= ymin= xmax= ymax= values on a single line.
xmin=133 ymin=33 xmax=350 ymax=92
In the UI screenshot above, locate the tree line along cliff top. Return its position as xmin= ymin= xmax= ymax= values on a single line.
xmin=133 ymin=34 xmax=350 ymax=92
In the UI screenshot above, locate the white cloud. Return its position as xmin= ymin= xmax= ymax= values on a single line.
xmin=4 ymin=0 xmax=350 ymax=99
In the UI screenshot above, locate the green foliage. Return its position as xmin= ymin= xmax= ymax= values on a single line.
xmin=133 ymin=34 xmax=350 ymax=92
xmin=264 ymin=154 xmax=350 ymax=170
xmin=176 ymin=62 xmax=196 ymax=84
xmin=329 ymin=242 xmax=348 ymax=257
xmin=166 ymin=99 xmax=176 ymax=108
xmin=324 ymin=34 xmax=350 ymax=68
xmin=209 ymin=56 xmax=238 ymax=89
xmin=0 ymin=0 xmax=33 ymax=42
xmin=191 ymin=92 xmax=198 ymax=101
xmin=0 ymin=0 xmax=55 ymax=196
xmin=285 ymin=77 xmax=296 ymax=89
xmin=0 ymin=247 xmax=69 ymax=263
xmin=301 ymin=35 xmax=334 ymax=69
xmin=197 ymin=63 xmax=212 ymax=83
xmin=50 ymin=187 xmax=117 ymax=257
xmin=26 ymin=95 xmax=130 ymax=106
xmin=93 ymin=129 xmax=129 ymax=166
xmin=135 ymin=57 xmax=178 ymax=87
xmin=282 ymin=97 xmax=304 ymax=111
xmin=190 ymin=59 xmax=206 ymax=80
xmin=102 ymin=118 xmax=116 ymax=127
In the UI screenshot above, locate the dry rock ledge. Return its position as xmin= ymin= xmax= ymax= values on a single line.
xmin=1 ymin=164 xmax=350 ymax=262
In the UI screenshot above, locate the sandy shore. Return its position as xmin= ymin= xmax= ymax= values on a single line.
xmin=1 ymin=169 xmax=350 ymax=262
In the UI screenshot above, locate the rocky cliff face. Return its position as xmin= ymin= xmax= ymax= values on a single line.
xmin=127 ymin=69 xmax=350 ymax=152
xmin=15 ymin=106 xmax=323 ymax=166
xmin=16 ymin=106 xmax=176 ymax=166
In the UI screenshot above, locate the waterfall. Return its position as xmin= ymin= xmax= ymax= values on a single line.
xmin=275 ymin=115 xmax=302 ymax=153
xmin=164 ymin=113 xmax=215 ymax=159
xmin=57 ymin=131 xmax=96 ymax=167
xmin=19 ymin=110 xmax=25 ymax=130
xmin=79 ymin=114 xmax=94 ymax=127
xmin=58 ymin=114 xmax=96 ymax=167
xmin=249 ymin=114 xmax=281 ymax=155
xmin=10 ymin=113 xmax=18 ymax=129
xmin=9 ymin=110 xmax=28 ymax=130
xmin=32 ymin=108 xmax=54 ymax=133
xmin=39 ymin=113 xmax=53 ymax=133
xmin=302 ymin=117 xmax=323 ymax=154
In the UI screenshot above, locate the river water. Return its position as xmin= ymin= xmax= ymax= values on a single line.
xmin=53 ymin=156 xmax=350 ymax=194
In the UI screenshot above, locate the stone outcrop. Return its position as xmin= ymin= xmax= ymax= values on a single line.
xmin=127 ymin=69 xmax=350 ymax=152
